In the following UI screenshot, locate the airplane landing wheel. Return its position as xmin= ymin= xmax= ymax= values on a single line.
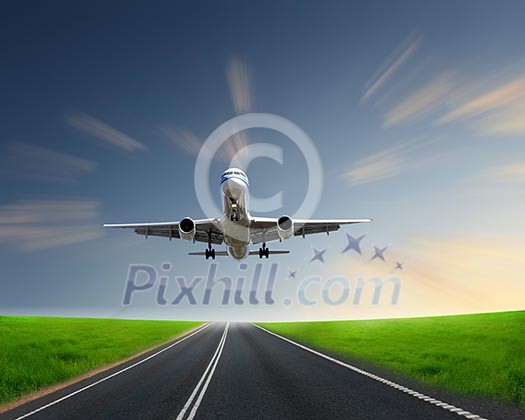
xmin=205 ymin=248 xmax=216 ymax=260
xmin=259 ymin=243 xmax=270 ymax=259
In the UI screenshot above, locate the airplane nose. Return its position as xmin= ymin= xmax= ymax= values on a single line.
xmin=221 ymin=177 xmax=245 ymax=198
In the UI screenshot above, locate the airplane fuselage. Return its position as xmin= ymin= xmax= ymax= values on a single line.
xmin=220 ymin=169 xmax=251 ymax=260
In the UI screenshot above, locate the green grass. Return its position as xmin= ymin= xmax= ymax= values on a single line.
xmin=260 ymin=311 xmax=525 ymax=406
xmin=0 ymin=316 xmax=202 ymax=404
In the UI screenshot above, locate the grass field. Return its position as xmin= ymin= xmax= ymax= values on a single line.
xmin=0 ymin=317 xmax=202 ymax=404
xmin=260 ymin=311 xmax=525 ymax=406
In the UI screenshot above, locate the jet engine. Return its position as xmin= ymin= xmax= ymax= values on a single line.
xmin=179 ymin=217 xmax=196 ymax=241
xmin=277 ymin=215 xmax=294 ymax=240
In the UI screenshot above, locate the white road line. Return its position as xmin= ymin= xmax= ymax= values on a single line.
xmin=176 ymin=322 xmax=229 ymax=420
xmin=14 ymin=323 xmax=212 ymax=420
xmin=187 ymin=322 xmax=229 ymax=420
xmin=253 ymin=324 xmax=489 ymax=420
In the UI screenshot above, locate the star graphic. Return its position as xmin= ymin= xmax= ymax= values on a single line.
xmin=309 ymin=247 xmax=327 ymax=263
xmin=287 ymin=268 xmax=299 ymax=279
xmin=371 ymin=245 xmax=388 ymax=262
xmin=341 ymin=233 xmax=365 ymax=255
xmin=394 ymin=261 xmax=404 ymax=270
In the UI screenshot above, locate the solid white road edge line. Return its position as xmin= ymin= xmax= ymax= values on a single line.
xmin=14 ymin=323 xmax=212 ymax=420
xmin=253 ymin=324 xmax=489 ymax=420
xmin=176 ymin=322 xmax=229 ymax=420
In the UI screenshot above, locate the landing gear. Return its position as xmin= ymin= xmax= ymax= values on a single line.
xmin=230 ymin=210 xmax=239 ymax=222
xmin=258 ymin=242 xmax=270 ymax=259
xmin=230 ymin=199 xmax=239 ymax=221
xmin=205 ymin=231 xmax=215 ymax=260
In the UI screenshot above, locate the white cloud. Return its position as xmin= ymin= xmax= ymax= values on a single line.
xmin=2 ymin=142 xmax=96 ymax=183
xmin=66 ymin=113 xmax=146 ymax=152
xmin=437 ymin=77 xmax=525 ymax=124
xmin=159 ymin=57 xmax=252 ymax=162
xmin=159 ymin=125 xmax=241 ymax=161
xmin=362 ymin=35 xmax=422 ymax=102
xmin=479 ymin=162 xmax=525 ymax=184
xmin=226 ymin=56 xmax=253 ymax=114
xmin=384 ymin=74 xmax=454 ymax=127
xmin=159 ymin=126 xmax=204 ymax=156
xmin=345 ymin=143 xmax=408 ymax=185
xmin=344 ymin=139 xmax=442 ymax=185
xmin=0 ymin=199 xmax=103 ymax=251
xmin=474 ymin=101 xmax=525 ymax=136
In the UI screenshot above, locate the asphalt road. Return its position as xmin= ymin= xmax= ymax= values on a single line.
xmin=1 ymin=323 xmax=494 ymax=420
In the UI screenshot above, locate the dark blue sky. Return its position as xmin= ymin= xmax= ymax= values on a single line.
xmin=1 ymin=1 xmax=524 ymax=320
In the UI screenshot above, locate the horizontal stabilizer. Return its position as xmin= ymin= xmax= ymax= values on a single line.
xmin=188 ymin=251 xmax=229 ymax=256
xmin=249 ymin=250 xmax=290 ymax=255
xmin=188 ymin=250 xmax=290 ymax=256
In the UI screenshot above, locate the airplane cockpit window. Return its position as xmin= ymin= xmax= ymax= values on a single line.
xmin=223 ymin=169 xmax=247 ymax=177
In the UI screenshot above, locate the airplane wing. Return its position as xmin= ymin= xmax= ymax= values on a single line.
xmin=249 ymin=217 xmax=371 ymax=244
xmin=103 ymin=218 xmax=224 ymax=245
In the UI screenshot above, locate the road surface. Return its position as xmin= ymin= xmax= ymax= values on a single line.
xmin=1 ymin=323 xmax=497 ymax=420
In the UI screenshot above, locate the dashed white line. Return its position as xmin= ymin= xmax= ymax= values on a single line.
xmin=253 ymin=324 xmax=489 ymax=420
xmin=14 ymin=323 xmax=212 ymax=420
xmin=176 ymin=322 xmax=229 ymax=420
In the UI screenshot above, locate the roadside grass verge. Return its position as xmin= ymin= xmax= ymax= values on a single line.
xmin=0 ymin=316 xmax=202 ymax=404
xmin=260 ymin=311 xmax=525 ymax=406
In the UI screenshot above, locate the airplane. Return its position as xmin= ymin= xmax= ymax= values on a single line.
xmin=104 ymin=168 xmax=372 ymax=260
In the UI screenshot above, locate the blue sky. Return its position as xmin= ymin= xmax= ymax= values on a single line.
xmin=1 ymin=1 xmax=524 ymax=321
